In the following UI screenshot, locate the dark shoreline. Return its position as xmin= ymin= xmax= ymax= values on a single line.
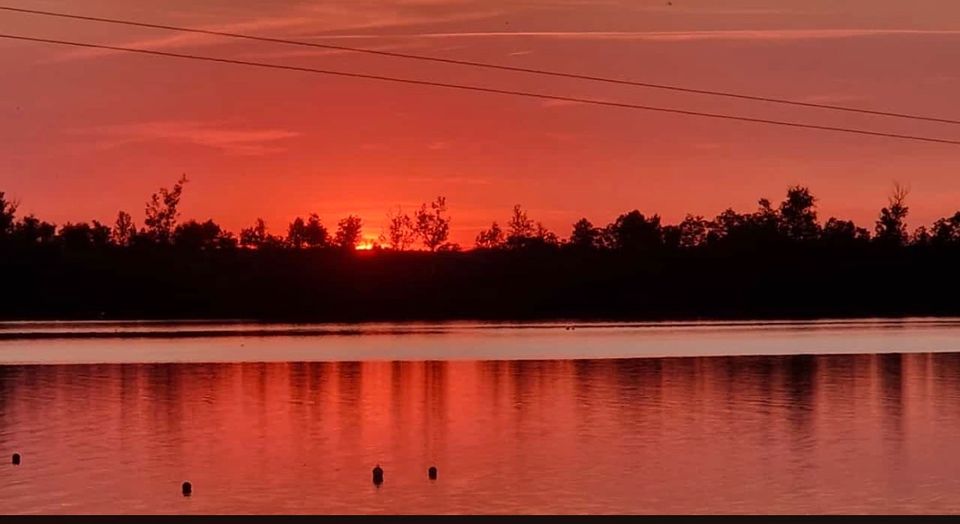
xmin=5 ymin=315 xmax=959 ymax=325
xmin=1 ymin=316 xmax=959 ymax=342
xmin=5 ymin=185 xmax=960 ymax=324
xmin=0 ymin=228 xmax=960 ymax=323
xmin=4 ymin=239 xmax=960 ymax=324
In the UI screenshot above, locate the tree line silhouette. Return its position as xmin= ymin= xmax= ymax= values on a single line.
xmin=2 ymin=177 xmax=959 ymax=321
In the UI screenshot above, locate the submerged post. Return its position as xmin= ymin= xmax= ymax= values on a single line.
xmin=428 ymin=466 xmax=438 ymax=480
xmin=11 ymin=453 xmax=20 ymax=465
xmin=372 ymin=464 xmax=384 ymax=485
xmin=182 ymin=481 xmax=192 ymax=496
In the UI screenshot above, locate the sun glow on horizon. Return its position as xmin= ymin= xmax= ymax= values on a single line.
xmin=355 ymin=236 xmax=379 ymax=251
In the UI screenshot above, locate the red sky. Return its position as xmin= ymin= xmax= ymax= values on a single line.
xmin=1 ymin=0 xmax=959 ymax=245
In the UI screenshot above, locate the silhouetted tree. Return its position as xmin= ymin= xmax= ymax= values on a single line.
xmin=414 ymin=196 xmax=451 ymax=251
xmin=569 ymin=218 xmax=600 ymax=250
xmin=677 ymin=214 xmax=709 ymax=248
xmin=475 ymin=221 xmax=505 ymax=249
xmin=711 ymin=199 xmax=783 ymax=248
xmin=822 ymin=218 xmax=870 ymax=245
xmin=302 ymin=214 xmax=328 ymax=248
xmin=144 ymin=174 xmax=189 ymax=244
xmin=0 ymin=191 xmax=16 ymax=239
xmin=502 ymin=205 xmax=552 ymax=248
xmin=662 ymin=224 xmax=681 ymax=249
xmin=58 ymin=222 xmax=111 ymax=250
xmin=711 ymin=209 xmax=745 ymax=242
xmin=91 ymin=221 xmax=111 ymax=247
xmin=603 ymin=210 xmax=662 ymax=252
xmin=498 ymin=205 xmax=559 ymax=249
xmin=753 ymin=198 xmax=782 ymax=236
xmin=875 ymin=183 xmax=910 ymax=246
xmin=240 ymin=218 xmax=282 ymax=249
xmin=12 ymin=215 xmax=56 ymax=246
xmin=287 ymin=217 xmax=307 ymax=249
xmin=912 ymin=226 xmax=931 ymax=246
xmin=779 ymin=186 xmax=820 ymax=241
xmin=506 ymin=205 xmax=536 ymax=246
xmin=931 ymin=212 xmax=960 ymax=246
xmin=284 ymin=214 xmax=329 ymax=249
xmin=335 ymin=215 xmax=363 ymax=250
xmin=533 ymin=222 xmax=560 ymax=247
xmin=386 ymin=207 xmax=417 ymax=251
xmin=174 ymin=219 xmax=235 ymax=250
xmin=112 ymin=211 xmax=137 ymax=247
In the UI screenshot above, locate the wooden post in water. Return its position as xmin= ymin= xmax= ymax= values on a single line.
xmin=428 ymin=466 xmax=438 ymax=480
xmin=372 ymin=464 xmax=384 ymax=486
xmin=182 ymin=481 xmax=192 ymax=496
xmin=11 ymin=453 xmax=20 ymax=465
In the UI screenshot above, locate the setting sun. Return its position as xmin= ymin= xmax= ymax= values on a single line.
xmin=355 ymin=236 xmax=378 ymax=251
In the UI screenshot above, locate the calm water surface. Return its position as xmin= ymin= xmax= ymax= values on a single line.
xmin=1 ymin=319 xmax=960 ymax=514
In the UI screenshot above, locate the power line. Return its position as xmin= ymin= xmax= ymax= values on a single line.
xmin=2 ymin=4 xmax=959 ymax=126
xmin=2 ymin=32 xmax=960 ymax=147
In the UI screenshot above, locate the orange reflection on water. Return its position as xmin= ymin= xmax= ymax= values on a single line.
xmin=2 ymin=354 xmax=960 ymax=514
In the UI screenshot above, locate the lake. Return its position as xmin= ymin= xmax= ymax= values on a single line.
xmin=1 ymin=319 xmax=960 ymax=514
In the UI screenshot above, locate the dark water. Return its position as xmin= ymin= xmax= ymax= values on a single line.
xmin=1 ymin=321 xmax=960 ymax=513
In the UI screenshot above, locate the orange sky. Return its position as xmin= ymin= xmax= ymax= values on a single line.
xmin=2 ymin=0 xmax=959 ymax=245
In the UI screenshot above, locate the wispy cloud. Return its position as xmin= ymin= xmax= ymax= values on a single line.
xmin=391 ymin=0 xmax=483 ymax=5
xmin=236 ymin=40 xmax=426 ymax=60
xmin=492 ymin=0 xmax=794 ymax=13
xmin=296 ymin=3 xmax=504 ymax=34
xmin=306 ymin=28 xmax=960 ymax=42
xmin=48 ymin=16 xmax=319 ymax=62
xmin=797 ymin=93 xmax=868 ymax=104
xmin=73 ymin=121 xmax=300 ymax=156
xmin=48 ymin=2 xmax=504 ymax=62
xmin=631 ymin=5 xmax=799 ymax=16
xmin=693 ymin=142 xmax=722 ymax=150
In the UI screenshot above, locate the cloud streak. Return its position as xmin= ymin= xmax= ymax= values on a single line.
xmin=541 ymin=99 xmax=583 ymax=108
xmin=47 ymin=3 xmax=504 ymax=62
xmin=73 ymin=121 xmax=301 ymax=156
xmin=47 ymin=15 xmax=319 ymax=62
xmin=310 ymin=28 xmax=960 ymax=42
